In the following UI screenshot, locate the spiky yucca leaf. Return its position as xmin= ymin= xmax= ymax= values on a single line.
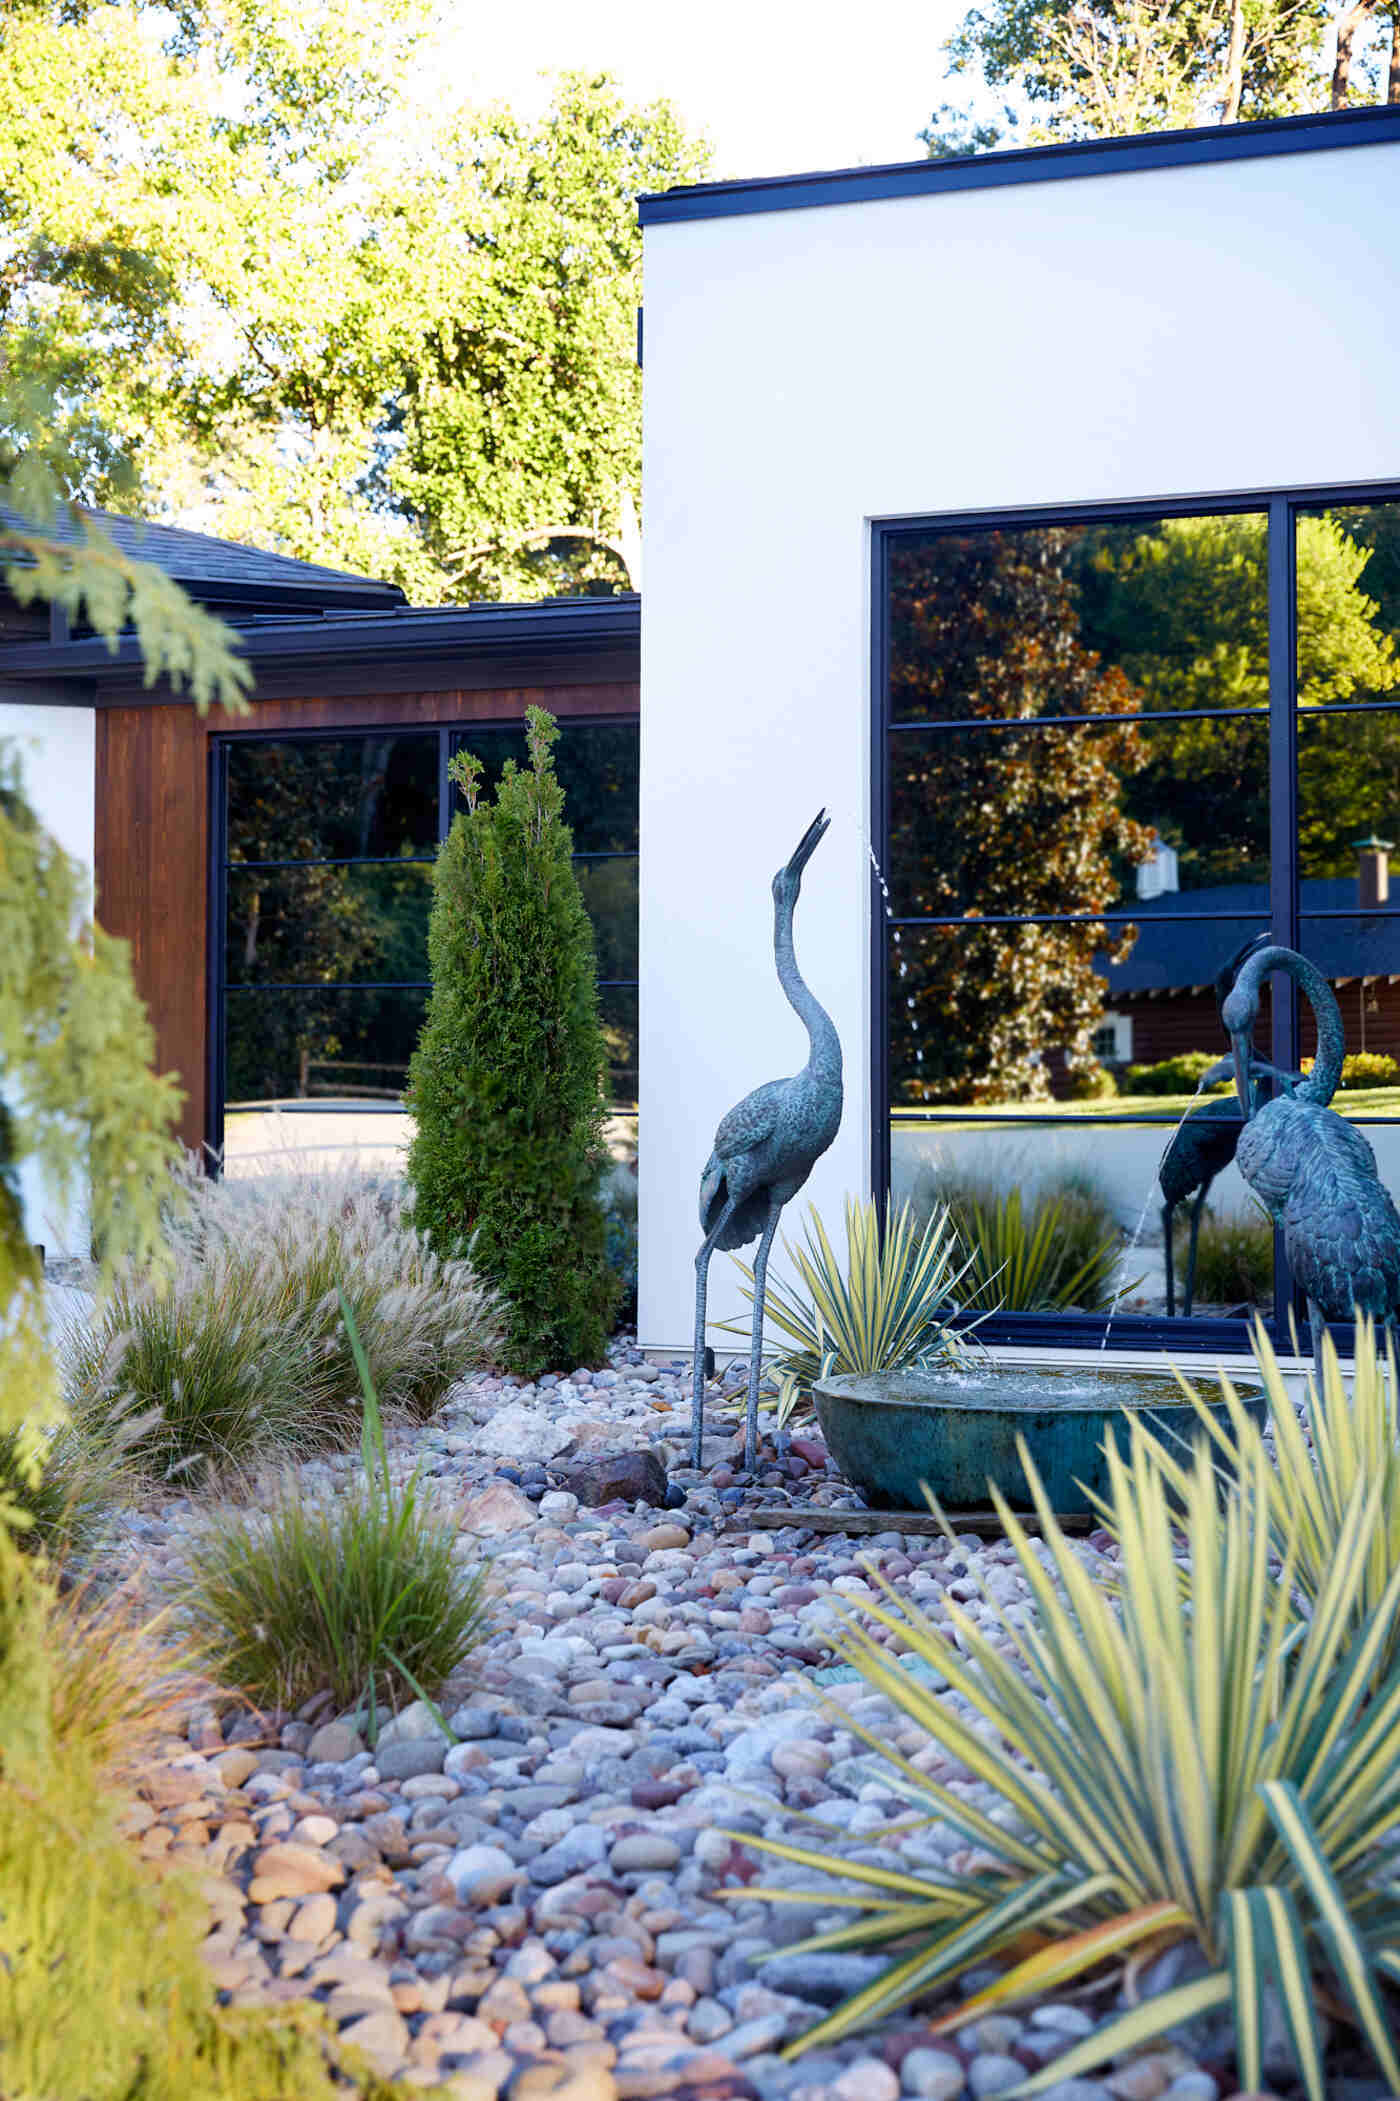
xmin=722 ymin=1421 xmax=1400 ymax=2093
xmin=723 ymin=1195 xmax=975 ymax=1429
xmin=1162 ymin=1316 xmax=1400 ymax=1686
xmin=940 ymin=1175 xmax=1130 ymax=1313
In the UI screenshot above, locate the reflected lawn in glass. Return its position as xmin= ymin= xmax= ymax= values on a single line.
xmin=888 ymin=920 xmax=1272 ymax=1110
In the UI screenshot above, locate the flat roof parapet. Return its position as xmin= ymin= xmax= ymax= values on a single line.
xmin=638 ymin=103 xmax=1400 ymax=226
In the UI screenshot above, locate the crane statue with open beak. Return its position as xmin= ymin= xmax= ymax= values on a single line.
xmin=690 ymin=811 xmax=844 ymax=1473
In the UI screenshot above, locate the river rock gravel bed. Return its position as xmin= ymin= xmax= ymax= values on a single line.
xmin=88 ymin=1344 xmax=1377 ymax=2101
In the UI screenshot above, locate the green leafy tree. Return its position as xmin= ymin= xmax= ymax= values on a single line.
xmin=2 ymin=4 xmax=708 ymax=602
xmin=922 ymin=0 xmax=1399 ymax=153
xmin=889 ymin=529 xmax=1153 ymax=1102
xmin=1077 ymin=511 xmax=1400 ymax=885
xmin=407 ymin=708 xmax=619 ymax=1372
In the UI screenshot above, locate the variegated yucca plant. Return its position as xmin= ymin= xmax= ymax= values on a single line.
xmin=1160 ymin=1316 xmax=1400 ymax=1686
xmin=726 ymin=1417 xmax=1400 ymax=2096
xmin=724 ymin=1195 xmax=977 ymax=1433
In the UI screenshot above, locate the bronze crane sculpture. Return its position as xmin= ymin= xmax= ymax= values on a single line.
xmin=1159 ymin=932 xmax=1300 ymax=1316
xmin=1215 ymin=942 xmax=1400 ymax=1365
xmin=691 ymin=811 xmax=843 ymax=1472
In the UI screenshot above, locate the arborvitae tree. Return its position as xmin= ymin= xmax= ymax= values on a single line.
xmin=407 ymin=708 xmax=619 ymax=1372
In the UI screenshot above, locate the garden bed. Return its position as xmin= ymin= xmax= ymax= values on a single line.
xmin=75 ymin=1340 xmax=1320 ymax=2101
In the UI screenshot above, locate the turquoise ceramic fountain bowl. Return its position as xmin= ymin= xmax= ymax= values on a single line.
xmin=812 ymin=1364 xmax=1268 ymax=1514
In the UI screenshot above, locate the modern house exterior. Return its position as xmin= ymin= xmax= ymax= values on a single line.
xmin=8 ymin=105 xmax=1400 ymax=1359
xmin=638 ymin=104 xmax=1400 ymax=1356
xmin=1 ymin=513 xmax=639 ymax=1248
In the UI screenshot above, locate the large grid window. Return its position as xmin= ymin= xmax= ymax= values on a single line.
xmin=213 ymin=718 xmax=638 ymax=1163
xmin=875 ymin=492 xmax=1400 ymax=1350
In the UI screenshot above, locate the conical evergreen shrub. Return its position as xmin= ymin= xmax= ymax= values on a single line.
xmin=407 ymin=708 xmax=619 ymax=1372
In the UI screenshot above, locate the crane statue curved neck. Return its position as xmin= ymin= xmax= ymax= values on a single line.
xmin=775 ymin=889 xmax=841 ymax=1092
xmin=1224 ymin=944 xmax=1344 ymax=1110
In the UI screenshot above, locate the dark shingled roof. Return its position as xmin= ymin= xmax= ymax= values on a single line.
xmin=1104 ymin=880 xmax=1400 ymax=996
xmin=1 ymin=504 xmax=405 ymax=612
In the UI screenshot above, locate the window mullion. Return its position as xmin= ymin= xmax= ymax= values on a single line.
xmin=1267 ymin=494 xmax=1299 ymax=1335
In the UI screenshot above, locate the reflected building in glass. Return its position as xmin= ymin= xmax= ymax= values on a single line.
xmin=877 ymin=497 xmax=1400 ymax=1340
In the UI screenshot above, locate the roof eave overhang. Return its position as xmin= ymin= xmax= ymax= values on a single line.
xmin=0 ymin=599 xmax=641 ymax=706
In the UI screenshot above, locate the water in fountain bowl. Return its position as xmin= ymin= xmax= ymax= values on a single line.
xmin=812 ymin=1363 xmax=1267 ymax=1515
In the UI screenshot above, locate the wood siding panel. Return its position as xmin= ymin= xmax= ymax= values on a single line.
xmin=95 ymin=679 xmax=639 ymax=1157
xmin=96 ymin=705 xmax=207 ymax=1150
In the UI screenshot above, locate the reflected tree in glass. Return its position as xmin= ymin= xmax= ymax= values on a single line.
xmin=225 ymin=737 xmax=437 ymax=1105
xmin=1077 ymin=510 xmax=1399 ymax=886
xmin=889 ymin=528 xmax=1150 ymax=1101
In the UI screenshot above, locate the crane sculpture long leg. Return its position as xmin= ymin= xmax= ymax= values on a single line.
xmin=692 ymin=1196 xmax=738 ymax=1468
xmin=742 ymin=1199 xmax=784 ymax=1474
xmin=1182 ymin=1187 xmax=1209 ymax=1319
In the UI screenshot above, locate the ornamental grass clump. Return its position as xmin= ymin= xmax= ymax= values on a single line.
xmin=726 ymin=1194 xmax=975 ymax=1432
xmin=1172 ymin=1203 xmax=1274 ymax=1309
xmin=730 ymin=1422 xmax=1400 ymax=2097
xmin=66 ymin=1162 xmax=501 ymax=1485
xmin=0 ymin=1420 xmax=123 ymax=1561
xmin=184 ymin=1294 xmax=489 ymax=1731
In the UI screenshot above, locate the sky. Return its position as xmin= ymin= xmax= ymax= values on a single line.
xmin=439 ymin=0 xmax=972 ymax=181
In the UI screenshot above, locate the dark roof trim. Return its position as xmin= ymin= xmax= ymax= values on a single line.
xmin=0 ymin=595 xmax=640 ymax=704
xmin=638 ymin=104 xmax=1400 ymax=226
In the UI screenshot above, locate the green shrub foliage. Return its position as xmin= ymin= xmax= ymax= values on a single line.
xmin=1339 ymin=1050 xmax=1399 ymax=1090
xmin=407 ymin=708 xmax=619 ymax=1372
xmin=1120 ymin=1049 xmax=1224 ymax=1096
xmin=1064 ymin=1059 xmax=1118 ymax=1099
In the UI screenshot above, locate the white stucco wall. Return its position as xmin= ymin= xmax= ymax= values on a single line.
xmin=639 ymin=135 xmax=1400 ymax=1351
xmin=1 ymin=699 xmax=96 ymax=1256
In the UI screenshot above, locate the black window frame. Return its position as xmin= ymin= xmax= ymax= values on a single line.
xmin=206 ymin=712 xmax=638 ymax=1165
xmin=871 ymin=478 xmax=1400 ymax=1356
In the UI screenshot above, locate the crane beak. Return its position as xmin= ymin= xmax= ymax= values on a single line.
xmin=784 ymin=809 xmax=830 ymax=883
xmin=1195 ymin=1055 xmax=1234 ymax=1094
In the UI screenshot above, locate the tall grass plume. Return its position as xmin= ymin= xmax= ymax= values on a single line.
xmin=65 ymin=1161 xmax=502 ymax=1485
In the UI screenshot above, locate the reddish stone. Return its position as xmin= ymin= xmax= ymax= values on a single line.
xmin=630 ymin=1779 xmax=691 ymax=1810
